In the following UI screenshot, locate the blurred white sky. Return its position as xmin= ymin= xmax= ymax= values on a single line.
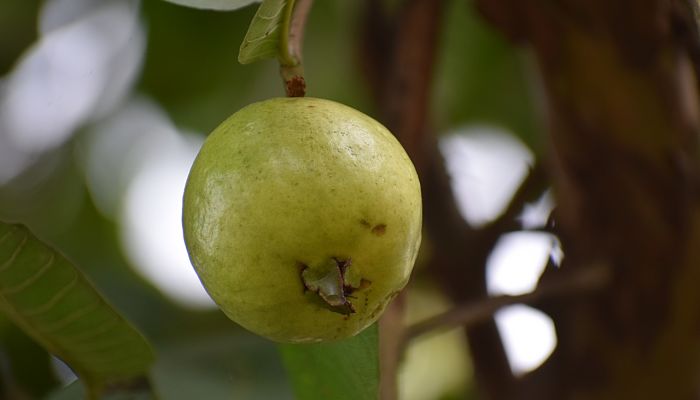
xmin=0 ymin=0 xmax=560 ymax=383
xmin=118 ymin=117 xmax=214 ymax=308
xmin=441 ymin=128 xmax=557 ymax=374
xmin=0 ymin=0 xmax=143 ymax=184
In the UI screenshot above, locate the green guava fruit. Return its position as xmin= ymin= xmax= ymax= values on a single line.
xmin=182 ymin=97 xmax=422 ymax=343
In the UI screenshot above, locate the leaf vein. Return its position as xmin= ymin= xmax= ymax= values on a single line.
xmin=44 ymin=302 xmax=100 ymax=333
xmin=0 ymin=233 xmax=28 ymax=272
xmin=78 ymin=334 xmax=136 ymax=354
xmin=244 ymin=24 xmax=280 ymax=44
xmin=0 ymin=229 xmax=13 ymax=244
xmin=23 ymin=269 xmax=79 ymax=316
xmin=1 ymin=253 xmax=55 ymax=295
xmin=66 ymin=316 xmax=119 ymax=343
xmin=258 ymin=2 xmax=285 ymax=19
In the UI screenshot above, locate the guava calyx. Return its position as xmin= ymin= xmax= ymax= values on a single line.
xmin=300 ymin=258 xmax=371 ymax=315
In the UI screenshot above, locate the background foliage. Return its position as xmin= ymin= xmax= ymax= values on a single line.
xmin=0 ymin=0 xmax=541 ymax=398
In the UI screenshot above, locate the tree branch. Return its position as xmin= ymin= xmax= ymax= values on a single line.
xmin=475 ymin=0 xmax=700 ymax=398
xmin=490 ymin=162 xmax=549 ymax=233
xmin=424 ymin=157 xmax=548 ymax=399
xmin=403 ymin=262 xmax=610 ymax=348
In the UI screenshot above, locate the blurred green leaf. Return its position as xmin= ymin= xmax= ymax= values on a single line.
xmin=0 ymin=222 xmax=154 ymax=398
xmin=47 ymin=380 xmax=155 ymax=400
xmin=0 ymin=318 xmax=59 ymax=398
xmin=161 ymin=0 xmax=261 ymax=11
xmin=0 ymin=0 xmax=40 ymax=75
xmin=434 ymin=0 xmax=541 ymax=149
xmin=238 ymin=0 xmax=294 ymax=65
xmin=279 ymin=324 xmax=379 ymax=400
xmin=153 ymin=333 xmax=293 ymax=400
xmin=45 ymin=380 xmax=83 ymax=400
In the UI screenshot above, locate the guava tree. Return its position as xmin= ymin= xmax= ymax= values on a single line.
xmin=1 ymin=0 xmax=700 ymax=399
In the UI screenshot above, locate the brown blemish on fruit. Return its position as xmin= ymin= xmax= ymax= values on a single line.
xmin=360 ymin=219 xmax=387 ymax=236
xmin=371 ymin=224 xmax=386 ymax=236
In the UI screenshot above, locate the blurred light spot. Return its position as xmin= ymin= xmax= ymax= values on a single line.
xmin=3 ymin=26 xmax=106 ymax=151
xmin=50 ymin=356 xmax=77 ymax=385
xmin=486 ymin=232 xmax=557 ymax=373
xmin=439 ymin=126 xmax=555 ymax=376
xmin=81 ymin=96 xmax=178 ymax=217
xmin=486 ymin=233 xmax=558 ymax=374
xmin=487 ymin=232 xmax=552 ymax=296
xmin=0 ymin=0 xmax=144 ymax=184
xmin=40 ymin=0 xmax=137 ymax=35
xmin=163 ymin=0 xmax=261 ymax=11
xmin=0 ymin=135 xmax=35 ymax=184
xmin=550 ymin=237 xmax=564 ymax=267
xmin=120 ymin=131 xmax=215 ymax=309
xmin=80 ymin=96 xmax=214 ymax=309
xmin=520 ymin=190 xmax=554 ymax=229
xmin=494 ymin=305 xmax=556 ymax=375
xmin=439 ymin=126 xmax=533 ymax=227
xmin=400 ymin=285 xmax=470 ymax=400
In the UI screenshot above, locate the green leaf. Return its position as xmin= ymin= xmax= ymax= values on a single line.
xmin=47 ymin=380 xmax=155 ymax=400
xmin=238 ymin=0 xmax=295 ymax=65
xmin=153 ymin=333 xmax=293 ymax=400
xmin=279 ymin=324 xmax=379 ymax=400
xmin=161 ymin=0 xmax=261 ymax=11
xmin=0 ymin=318 xmax=59 ymax=398
xmin=0 ymin=222 xmax=154 ymax=397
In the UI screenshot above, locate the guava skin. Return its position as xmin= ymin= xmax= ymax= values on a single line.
xmin=182 ymin=97 xmax=422 ymax=343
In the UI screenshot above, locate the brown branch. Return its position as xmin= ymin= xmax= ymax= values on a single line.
xmin=489 ymin=161 xmax=549 ymax=233
xmin=424 ymin=156 xmax=549 ymax=399
xmin=378 ymin=295 xmax=405 ymax=400
xmin=403 ymin=262 xmax=610 ymax=348
xmin=475 ymin=0 xmax=700 ymax=398
xmin=425 ymin=159 xmax=548 ymax=287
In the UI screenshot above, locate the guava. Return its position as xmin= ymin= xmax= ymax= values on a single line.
xmin=182 ymin=97 xmax=422 ymax=343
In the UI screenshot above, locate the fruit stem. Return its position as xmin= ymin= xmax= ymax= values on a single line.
xmin=279 ymin=0 xmax=314 ymax=97
xmin=278 ymin=0 xmax=298 ymax=67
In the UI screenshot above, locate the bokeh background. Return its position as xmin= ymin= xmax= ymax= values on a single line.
xmin=0 ymin=0 xmax=559 ymax=398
